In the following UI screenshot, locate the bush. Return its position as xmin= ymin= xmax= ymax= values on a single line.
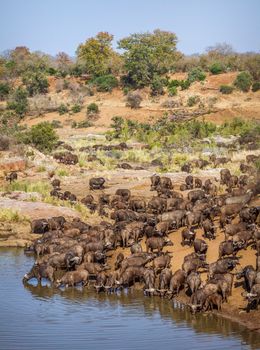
xmin=58 ymin=103 xmax=69 ymax=115
xmin=123 ymin=87 xmax=130 ymax=95
xmin=150 ymin=76 xmax=165 ymax=96
xmin=179 ymin=80 xmax=191 ymax=90
xmin=218 ymin=117 xmax=259 ymax=137
xmin=22 ymin=71 xmax=49 ymax=96
xmin=209 ymin=62 xmax=225 ymax=75
xmin=168 ymin=86 xmax=177 ymax=96
xmin=71 ymin=103 xmax=82 ymax=113
xmin=72 ymin=120 xmax=93 ymax=128
xmin=219 ymin=85 xmax=234 ymax=94
xmin=7 ymin=87 xmax=28 ymax=118
xmin=0 ymin=135 xmax=10 ymax=150
xmin=51 ymin=120 xmax=62 ymax=128
xmin=126 ymin=92 xmax=142 ymax=108
xmin=167 ymin=80 xmax=180 ymax=88
xmin=19 ymin=122 xmax=58 ymax=152
xmin=0 ymin=82 xmax=11 ymax=100
xmin=87 ymin=102 xmax=99 ymax=115
xmin=161 ymin=99 xmax=178 ymax=108
xmin=188 ymin=67 xmax=206 ymax=83
xmin=91 ymin=74 xmax=118 ymax=92
xmin=252 ymin=81 xmax=260 ymax=92
xmin=187 ymin=95 xmax=200 ymax=107
xmin=234 ymin=71 xmax=253 ymax=92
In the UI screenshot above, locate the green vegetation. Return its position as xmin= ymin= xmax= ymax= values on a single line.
xmin=1 ymin=180 xmax=50 ymax=196
xmin=56 ymin=168 xmax=69 ymax=177
xmin=234 ymin=71 xmax=253 ymax=92
xmin=0 ymin=82 xmax=11 ymax=100
xmin=209 ymin=62 xmax=225 ymax=75
xmin=118 ymin=29 xmax=179 ymax=88
xmin=252 ymin=81 xmax=260 ymax=92
xmin=19 ymin=122 xmax=58 ymax=152
xmin=71 ymin=103 xmax=82 ymax=113
xmin=87 ymin=102 xmax=99 ymax=116
xmin=76 ymin=32 xmax=115 ymax=77
xmin=0 ymin=209 xmax=29 ymax=223
xmin=22 ymin=71 xmax=49 ymax=96
xmin=187 ymin=67 xmax=206 ymax=83
xmin=58 ymin=103 xmax=69 ymax=115
xmin=150 ymin=75 xmax=165 ymax=96
xmin=71 ymin=120 xmax=93 ymax=128
xmin=7 ymin=87 xmax=28 ymax=118
xmin=91 ymin=74 xmax=118 ymax=92
xmin=218 ymin=117 xmax=260 ymax=137
xmin=167 ymin=86 xmax=177 ymax=96
xmin=187 ymin=95 xmax=200 ymax=107
xmin=219 ymin=85 xmax=234 ymax=94
xmin=107 ymin=115 xmax=259 ymax=149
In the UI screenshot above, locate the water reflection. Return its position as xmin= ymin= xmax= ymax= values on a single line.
xmin=23 ymin=280 xmax=260 ymax=349
xmin=1 ymin=248 xmax=260 ymax=350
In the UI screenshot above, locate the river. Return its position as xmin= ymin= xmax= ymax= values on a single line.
xmin=0 ymin=248 xmax=260 ymax=350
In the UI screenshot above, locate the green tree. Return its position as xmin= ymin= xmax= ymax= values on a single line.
xmin=118 ymin=29 xmax=179 ymax=88
xmin=188 ymin=67 xmax=206 ymax=83
xmin=234 ymin=71 xmax=253 ymax=92
xmin=20 ymin=122 xmax=58 ymax=152
xmin=76 ymin=32 xmax=115 ymax=77
xmin=22 ymin=71 xmax=49 ymax=96
xmin=7 ymin=87 xmax=28 ymax=118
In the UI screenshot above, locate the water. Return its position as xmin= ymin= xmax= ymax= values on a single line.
xmin=0 ymin=248 xmax=260 ymax=350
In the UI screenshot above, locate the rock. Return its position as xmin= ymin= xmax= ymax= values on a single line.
xmin=0 ymin=191 xmax=43 ymax=201
xmin=0 ymin=198 xmax=80 ymax=221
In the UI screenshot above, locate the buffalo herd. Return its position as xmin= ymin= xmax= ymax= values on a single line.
xmin=22 ymin=152 xmax=260 ymax=316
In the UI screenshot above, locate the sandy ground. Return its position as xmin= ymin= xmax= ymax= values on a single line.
xmin=21 ymin=72 xmax=260 ymax=130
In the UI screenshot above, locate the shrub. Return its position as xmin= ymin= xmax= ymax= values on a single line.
xmin=168 ymin=86 xmax=177 ymax=96
xmin=179 ymin=80 xmax=191 ymax=90
xmin=47 ymin=67 xmax=57 ymax=76
xmin=234 ymin=71 xmax=253 ymax=92
xmin=87 ymin=102 xmax=99 ymax=115
xmin=0 ymin=82 xmax=11 ymax=100
xmin=7 ymin=87 xmax=28 ymax=118
xmin=188 ymin=67 xmax=206 ymax=83
xmin=58 ymin=103 xmax=69 ymax=115
xmin=167 ymin=80 xmax=180 ymax=88
xmin=209 ymin=62 xmax=225 ymax=75
xmin=187 ymin=95 xmax=200 ymax=107
xmin=161 ymin=99 xmax=178 ymax=108
xmin=0 ymin=135 xmax=10 ymax=150
xmin=51 ymin=120 xmax=62 ymax=128
xmin=72 ymin=120 xmax=93 ymax=128
xmin=218 ymin=117 xmax=259 ymax=137
xmin=123 ymin=87 xmax=130 ymax=95
xmin=219 ymin=85 xmax=234 ymax=94
xmin=91 ymin=74 xmax=118 ymax=92
xmin=71 ymin=104 xmax=82 ymax=113
xmin=150 ymin=76 xmax=165 ymax=96
xmin=126 ymin=92 xmax=142 ymax=108
xmin=252 ymin=81 xmax=260 ymax=92
xmin=22 ymin=71 xmax=49 ymax=96
xmin=19 ymin=122 xmax=58 ymax=152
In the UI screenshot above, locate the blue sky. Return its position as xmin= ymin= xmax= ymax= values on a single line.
xmin=1 ymin=0 xmax=259 ymax=56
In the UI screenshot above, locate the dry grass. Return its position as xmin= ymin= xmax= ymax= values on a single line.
xmin=0 ymin=208 xmax=29 ymax=222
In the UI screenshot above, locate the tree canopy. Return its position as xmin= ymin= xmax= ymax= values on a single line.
xmin=76 ymin=32 xmax=115 ymax=77
xmin=118 ymin=29 xmax=180 ymax=88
